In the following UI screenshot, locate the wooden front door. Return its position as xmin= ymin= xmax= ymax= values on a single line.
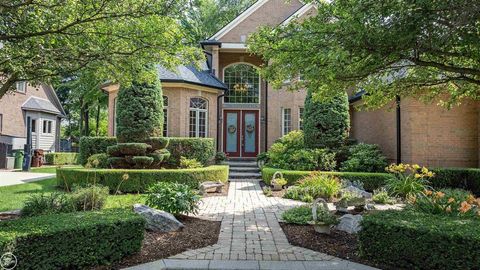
xmin=223 ymin=110 xmax=259 ymax=157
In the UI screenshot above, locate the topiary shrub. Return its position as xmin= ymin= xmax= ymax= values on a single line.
xmin=340 ymin=143 xmax=388 ymax=172
xmin=0 ymin=209 xmax=145 ymax=269
xmin=116 ymin=74 xmax=164 ymax=143
xmin=303 ymin=90 xmax=350 ymax=149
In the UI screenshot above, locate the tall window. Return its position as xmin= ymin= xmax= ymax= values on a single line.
xmin=281 ymin=108 xmax=292 ymax=136
xmin=224 ymin=64 xmax=260 ymax=103
xmin=299 ymin=107 xmax=304 ymax=130
xmin=31 ymin=119 xmax=37 ymax=133
xmin=189 ymin=97 xmax=208 ymax=138
xmin=163 ymin=96 xmax=168 ymax=137
xmin=42 ymin=120 xmax=53 ymax=134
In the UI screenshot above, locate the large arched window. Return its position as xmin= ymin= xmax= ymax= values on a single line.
xmin=189 ymin=97 xmax=208 ymax=138
xmin=224 ymin=63 xmax=260 ymax=103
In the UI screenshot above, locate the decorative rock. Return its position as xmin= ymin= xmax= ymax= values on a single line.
xmin=199 ymin=181 xmax=224 ymax=194
xmin=342 ymin=185 xmax=372 ymax=199
xmin=336 ymin=214 xmax=363 ymax=234
xmin=364 ymin=203 xmax=376 ymax=211
xmin=133 ymin=204 xmax=184 ymax=232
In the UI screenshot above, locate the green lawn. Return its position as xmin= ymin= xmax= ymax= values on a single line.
xmin=0 ymin=166 xmax=146 ymax=212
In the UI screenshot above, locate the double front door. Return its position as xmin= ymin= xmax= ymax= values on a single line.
xmin=224 ymin=110 xmax=259 ymax=157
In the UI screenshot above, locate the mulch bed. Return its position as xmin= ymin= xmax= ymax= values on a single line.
xmin=280 ymin=223 xmax=400 ymax=270
xmin=202 ymin=181 xmax=229 ymax=197
xmin=95 ymin=216 xmax=221 ymax=270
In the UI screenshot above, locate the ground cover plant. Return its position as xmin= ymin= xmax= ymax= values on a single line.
xmin=146 ymin=182 xmax=200 ymax=216
xmin=284 ymin=173 xmax=341 ymax=202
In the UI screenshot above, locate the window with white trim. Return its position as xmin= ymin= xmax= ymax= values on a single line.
xmin=189 ymin=97 xmax=208 ymax=138
xmin=31 ymin=119 xmax=37 ymax=133
xmin=163 ymin=96 xmax=168 ymax=137
xmin=224 ymin=64 xmax=260 ymax=104
xmin=16 ymin=81 xmax=27 ymax=93
xmin=281 ymin=108 xmax=292 ymax=136
xmin=42 ymin=120 xmax=53 ymax=134
xmin=299 ymin=107 xmax=304 ymax=130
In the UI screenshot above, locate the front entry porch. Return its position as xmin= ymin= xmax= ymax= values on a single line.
xmin=223 ymin=110 xmax=259 ymax=158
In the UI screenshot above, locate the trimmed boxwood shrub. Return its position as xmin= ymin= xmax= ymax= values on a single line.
xmin=79 ymin=137 xmax=117 ymax=165
xmin=261 ymin=167 xmax=393 ymax=191
xmin=44 ymin=152 xmax=78 ymax=165
xmin=359 ymin=210 xmax=480 ymax=269
xmin=431 ymin=167 xmax=480 ymax=196
xmin=0 ymin=209 xmax=145 ymax=269
xmin=167 ymin=137 xmax=215 ymax=166
xmin=79 ymin=137 xmax=215 ymax=166
xmin=56 ymin=165 xmax=229 ymax=193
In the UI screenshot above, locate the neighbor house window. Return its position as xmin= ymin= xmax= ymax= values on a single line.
xmin=189 ymin=97 xmax=208 ymax=138
xmin=31 ymin=119 xmax=37 ymax=133
xmin=16 ymin=81 xmax=27 ymax=93
xmin=42 ymin=120 xmax=52 ymax=134
xmin=299 ymin=107 xmax=304 ymax=130
xmin=224 ymin=63 xmax=260 ymax=104
xmin=163 ymin=96 xmax=168 ymax=137
xmin=281 ymin=108 xmax=292 ymax=136
xmin=0 ymin=114 xmax=3 ymax=134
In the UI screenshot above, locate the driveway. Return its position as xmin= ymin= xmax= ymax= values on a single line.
xmin=0 ymin=171 xmax=55 ymax=187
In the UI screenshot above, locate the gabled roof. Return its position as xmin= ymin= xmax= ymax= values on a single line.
xmin=157 ymin=63 xmax=227 ymax=91
xmin=281 ymin=2 xmax=316 ymax=25
xmin=22 ymin=96 xmax=62 ymax=115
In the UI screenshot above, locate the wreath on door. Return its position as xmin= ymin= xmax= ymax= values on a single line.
xmin=246 ymin=124 xmax=255 ymax=133
xmin=228 ymin=125 xmax=237 ymax=133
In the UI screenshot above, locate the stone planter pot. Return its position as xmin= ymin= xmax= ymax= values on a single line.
xmin=271 ymin=184 xmax=283 ymax=191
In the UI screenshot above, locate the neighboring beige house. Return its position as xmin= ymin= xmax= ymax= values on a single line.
xmin=105 ymin=0 xmax=480 ymax=168
xmin=0 ymin=81 xmax=65 ymax=152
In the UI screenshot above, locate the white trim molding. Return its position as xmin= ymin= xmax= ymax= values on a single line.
xmin=282 ymin=3 xmax=317 ymax=25
xmin=210 ymin=0 xmax=268 ymax=40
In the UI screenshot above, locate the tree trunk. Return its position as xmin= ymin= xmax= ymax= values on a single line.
xmin=79 ymin=98 xmax=84 ymax=137
xmin=84 ymin=109 xmax=90 ymax=136
xmin=95 ymin=104 xmax=100 ymax=136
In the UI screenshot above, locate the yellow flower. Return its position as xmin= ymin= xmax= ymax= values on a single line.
xmin=421 ymin=167 xmax=429 ymax=174
xmin=412 ymin=164 xmax=421 ymax=170
xmin=459 ymin=201 xmax=472 ymax=213
xmin=414 ymin=173 xmax=422 ymax=179
xmin=435 ymin=192 xmax=445 ymax=199
xmin=122 ymin=173 xmax=129 ymax=181
xmin=427 ymin=171 xmax=434 ymax=178
xmin=448 ymin=197 xmax=455 ymax=203
xmin=467 ymin=195 xmax=475 ymax=204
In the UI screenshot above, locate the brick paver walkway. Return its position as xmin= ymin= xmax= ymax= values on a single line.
xmin=126 ymin=177 xmax=378 ymax=269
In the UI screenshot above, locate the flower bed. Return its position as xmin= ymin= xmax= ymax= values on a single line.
xmin=0 ymin=209 xmax=144 ymax=269
xmin=261 ymin=167 xmax=392 ymax=191
xmin=359 ymin=210 xmax=480 ymax=269
xmin=56 ymin=165 xmax=229 ymax=193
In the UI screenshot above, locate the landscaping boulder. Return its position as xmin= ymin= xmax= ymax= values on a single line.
xmin=133 ymin=204 xmax=184 ymax=232
xmin=199 ymin=181 xmax=224 ymax=194
xmin=342 ymin=185 xmax=372 ymax=199
xmin=336 ymin=214 xmax=363 ymax=234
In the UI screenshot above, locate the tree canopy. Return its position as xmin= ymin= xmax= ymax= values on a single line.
xmin=0 ymin=0 xmax=202 ymax=99
xmin=248 ymin=0 xmax=480 ymax=108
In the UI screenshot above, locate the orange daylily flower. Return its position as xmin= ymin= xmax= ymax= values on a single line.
xmin=448 ymin=197 xmax=455 ymax=203
xmin=476 ymin=198 xmax=480 ymax=206
xmin=435 ymin=192 xmax=445 ymax=199
xmin=424 ymin=190 xmax=433 ymax=196
xmin=459 ymin=201 xmax=472 ymax=213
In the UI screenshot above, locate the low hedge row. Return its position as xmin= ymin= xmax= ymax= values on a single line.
xmin=261 ymin=167 xmax=392 ymax=191
xmin=0 ymin=209 xmax=144 ymax=269
xmin=78 ymin=136 xmax=215 ymax=166
xmin=431 ymin=167 xmax=480 ymax=196
xmin=44 ymin=152 xmax=79 ymax=165
xmin=56 ymin=165 xmax=229 ymax=193
xmin=359 ymin=210 xmax=480 ymax=269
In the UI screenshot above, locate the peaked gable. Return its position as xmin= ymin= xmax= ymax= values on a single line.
xmin=211 ymin=0 xmax=304 ymax=43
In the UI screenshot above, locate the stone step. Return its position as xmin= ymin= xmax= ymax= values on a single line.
xmin=227 ymin=161 xmax=258 ymax=168
xmin=229 ymin=172 xmax=262 ymax=179
xmin=229 ymin=167 xmax=260 ymax=173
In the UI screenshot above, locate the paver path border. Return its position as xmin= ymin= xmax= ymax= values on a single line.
xmin=126 ymin=179 xmax=378 ymax=270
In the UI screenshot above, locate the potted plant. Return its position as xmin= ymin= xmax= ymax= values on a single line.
xmin=271 ymin=171 xmax=287 ymax=191
xmin=308 ymin=198 xmax=339 ymax=234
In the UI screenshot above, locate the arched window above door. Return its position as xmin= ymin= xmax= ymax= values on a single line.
xmin=224 ymin=63 xmax=260 ymax=104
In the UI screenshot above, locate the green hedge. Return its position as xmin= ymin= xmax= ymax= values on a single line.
xmin=79 ymin=137 xmax=117 ymax=165
xmin=79 ymin=137 xmax=215 ymax=166
xmin=44 ymin=152 xmax=79 ymax=165
xmin=431 ymin=167 xmax=480 ymax=196
xmin=261 ymin=167 xmax=393 ymax=191
xmin=359 ymin=210 xmax=480 ymax=269
xmin=57 ymin=165 xmax=229 ymax=193
xmin=0 ymin=209 xmax=144 ymax=269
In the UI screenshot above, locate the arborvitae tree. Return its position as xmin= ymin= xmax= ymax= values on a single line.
xmin=116 ymin=74 xmax=164 ymax=143
xmin=303 ymin=90 xmax=350 ymax=149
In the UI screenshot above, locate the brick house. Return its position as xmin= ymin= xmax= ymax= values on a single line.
xmin=104 ymin=0 xmax=479 ymax=167
xmin=0 ymin=81 xmax=65 ymax=152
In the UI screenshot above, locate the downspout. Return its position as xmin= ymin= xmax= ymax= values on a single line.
xmin=264 ymin=81 xmax=268 ymax=152
xmin=217 ymin=93 xmax=225 ymax=152
xmin=396 ymin=95 xmax=402 ymax=164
